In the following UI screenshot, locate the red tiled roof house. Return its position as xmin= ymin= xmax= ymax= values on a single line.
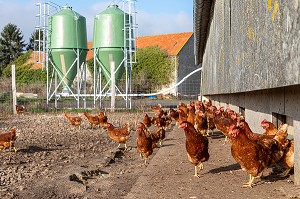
xmin=135 ymin=32 xmax=200 ymax=97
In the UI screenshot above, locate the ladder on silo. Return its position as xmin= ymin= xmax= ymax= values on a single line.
xmin=123 ymin=0 xmax=138 ymax=109
xmin=35 ymin=2 xmax=60 ymax=68
xmin=123 ymin=0 xmax=137 ymax=65
xmin=34 ymin=3 xmax=48 ymax=68
xmin=35 ymin=2 xmax=61 ymax=108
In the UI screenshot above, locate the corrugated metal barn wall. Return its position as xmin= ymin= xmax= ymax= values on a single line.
xmin=199 ymin=0 xmax=300 ymax=184
xmin=202 ymin=0 xmax=299 ymax=94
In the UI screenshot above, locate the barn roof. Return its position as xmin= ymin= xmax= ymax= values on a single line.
xmin=86 ymin=42 xmax=93 ymax=61
xmin=26 ymin=32 xmax=193 ymax=67
xmin=135 ymin=32 xmax=193 ymax=56
xmin=193 ymin=0 xmax=214 ymax=65
xmin=86 ymin=32 xmax=193 ymax=60
xmin=25 ymin=51 xmax=44 ymax=69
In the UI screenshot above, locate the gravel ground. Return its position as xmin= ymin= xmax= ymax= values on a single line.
xmin=0 ymin=112 xmax=150 ymax=199
xmin=0 ymin=112 xmax=299 ymax=199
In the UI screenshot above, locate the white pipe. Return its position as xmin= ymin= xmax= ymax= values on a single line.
xmin=136 ymin=67 xmax=202 ymax=97
xmin=58 ymin=67 xmax=202 ymax=98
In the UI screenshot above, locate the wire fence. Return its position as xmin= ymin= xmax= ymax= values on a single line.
xmin=0 ymin=77 xmax=200 ymax=115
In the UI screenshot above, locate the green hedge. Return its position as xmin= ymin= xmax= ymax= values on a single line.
xmin=2 ymin=50 xmax=47 ymax=84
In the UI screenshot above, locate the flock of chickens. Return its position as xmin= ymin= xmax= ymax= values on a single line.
xmin=134 ymin=100 xmax=294 ymax=188
xmin=0 ymin=100 xmax=295 ymax=189
xmin=171 ymin=100 xmax=294 ymax=188
xmin=63 ymin=111 xmax=132 ymax=151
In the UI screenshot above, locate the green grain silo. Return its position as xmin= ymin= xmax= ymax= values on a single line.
xmin=48 ymin=6 xmax=88 ymax=93
xmin=93 ymin=5 xmax=130 ymax=86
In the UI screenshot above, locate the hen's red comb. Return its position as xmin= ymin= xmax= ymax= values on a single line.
xmin=261 ymin=119 xmax=267 ymax=124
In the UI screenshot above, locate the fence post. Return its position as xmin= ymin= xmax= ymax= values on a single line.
xmin=12 ymin=64 xmax=17 ymax=114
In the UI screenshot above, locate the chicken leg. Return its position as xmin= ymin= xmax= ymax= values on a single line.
xmin=144 ymin=157 xmax=148 ymax=165
xmin=194 ymin=162 xmax=204 ymax=178
xmin=138 ymin=153 xmax=149 ymax=165
xmin=10 ymin=145 xmax=17 ymax=153
xmin=223 ymin=136 xmax=228 ymax=145
xmin=242 ymin=174 xmax=255 ymax=188
xmin=117 ymin=143 xmax=128 ymax=150
xmin=278 ymin=168 xmax=292 ymax=177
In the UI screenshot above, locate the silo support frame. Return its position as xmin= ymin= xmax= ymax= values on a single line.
xmin=47 ymin=48 xmax=87 ymax=109
xmin=97 ymin=57 xmax=126 ymax=96
xmin=93 ymin=47 xmax=130 ymax=108
xmin=94 ymin=55 xmax=126 ymax=94
xmin=48 ymin=57 xmax=78 ymax=99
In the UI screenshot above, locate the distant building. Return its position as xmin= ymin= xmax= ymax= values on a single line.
xmin=136 ymin=32 xmax=200 ymax=97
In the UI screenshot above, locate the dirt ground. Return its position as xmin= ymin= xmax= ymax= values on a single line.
xmin=0 ymin=112 xmax=299 ymax=199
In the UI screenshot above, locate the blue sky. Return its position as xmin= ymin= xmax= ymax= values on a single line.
xmin=0 ymin=0 xmax=193 ymax=43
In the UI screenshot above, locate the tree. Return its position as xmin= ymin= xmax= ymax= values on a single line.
xmin=0 ymin=23 xmax=26 ymax=75
xmin=26 ymin=30 xmax=44 ymax=51
xmin=132 ymin=46 xmax=174 ymax=92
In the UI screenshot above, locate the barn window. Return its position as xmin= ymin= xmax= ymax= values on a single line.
xmin=239 ymin=107 xmax=245 ymax=117
xmin=272 ymin=112 xmax=287 ymax=128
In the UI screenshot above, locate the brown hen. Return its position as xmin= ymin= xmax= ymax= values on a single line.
xmin=143 ymin=113 xmax=154 ymax=128
xmin=98 ymin=112 xmax=108 ymax=129
xmin=213 ymin=108 xmax=235 ymax=143
xmin=150 ymin=104 xmax=163 ymax=116
xmin=82 ymin=112 xmax=100 ymax=128
xmin=194 ymin=111 xmax=208 ymax=136
xmin=238 ymin=121 xmax=275 ymax=142
xmin=228 ymin=123 xmax=286 ymax=188
xmin=177 ymin=108 xmax=188 ymax=124
xmin=151 ymin=127 xmax=166 ymax=147
xmin=261 ymin=119 xmax=277 ymax=135
xmin=104 ymin=122 xmax=131 ymax=150
xmin=178 ymin=102 xmax=188 ymax=115
xmin=187 ymin=104 xmax=196 ymax=126
xmin=16 ymin=105 xmax=24 ymax=114
xmin=168 ymin=108 xmax=179 ymax=125
xmin=277 ymin=139 xmax=294 ymax=177
xmin=136 ymin=122 xmax=153 ymax=164
xmin=63 ymin=112 xmax=82 ymax=130
xmin=0 ymin=127 xmax=18 ymax=152
xmin=179 ymin=121 xmax=209 ymax=177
